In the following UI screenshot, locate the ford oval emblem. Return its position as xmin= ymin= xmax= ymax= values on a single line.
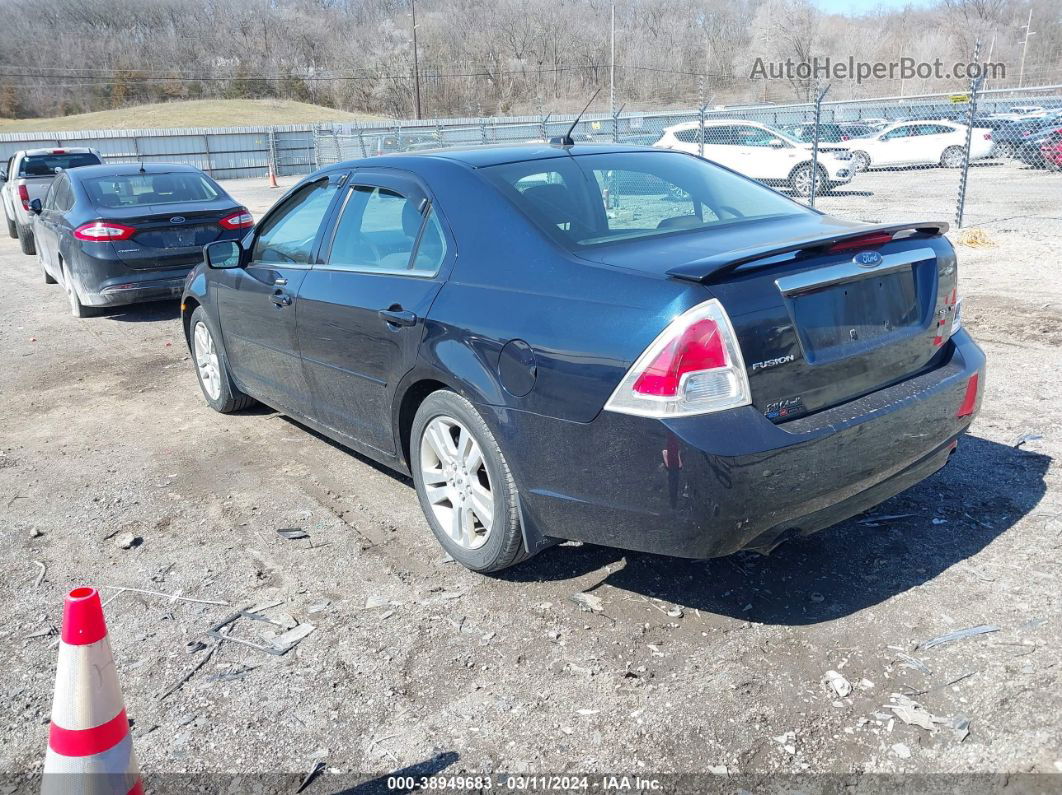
xmin=170 ymin=216 xmax=186 ymax=224
xmin=853 ymin=250 xmax=883 ymax=268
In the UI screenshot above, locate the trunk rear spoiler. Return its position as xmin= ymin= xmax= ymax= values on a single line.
xmin=665 ymin=220 xmax=949 ymax=284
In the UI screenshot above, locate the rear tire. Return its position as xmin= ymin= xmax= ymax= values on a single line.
xmin=189 ymin=306 xmax=255 ymax=413
xmin=63 ymin=264 xmax=97 ymax=318
xmin=410 ymin=390 xmax=530 ymax=573
xmin=941 ymin=146 xmax=965 ymax=168
xmin=17 ymin=223 xmax=35 ymax=255
xmin=5 ymin=214 xmax=15 ymax=239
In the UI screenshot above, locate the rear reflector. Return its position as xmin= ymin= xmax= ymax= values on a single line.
xmin=956 ymin=372 xmax=980 ymax=418
xmin=828 ymin=231 xmax=895 ymax=253
xmin=74 ymin=221 xmax=136 ymax=241
xmin=219 ymin=208 xmax=254 ymax=230
xmin=605 ymin=299 xmax=751 ymax=418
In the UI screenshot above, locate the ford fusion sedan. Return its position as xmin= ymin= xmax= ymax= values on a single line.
xmin=31 ymin=163 xmax=253 ymax=317
xmin=182 ymin=143 xmax=984 ymax=573
xmin=653 ymin=120 xmax=854 ymax=196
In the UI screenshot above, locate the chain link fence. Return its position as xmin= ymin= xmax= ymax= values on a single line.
xmin=313 ymin=84 xmax=1061 ymax=231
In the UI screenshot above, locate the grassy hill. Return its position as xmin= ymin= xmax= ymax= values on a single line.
xmin=0 ymin=99 xmax=384 ymax=133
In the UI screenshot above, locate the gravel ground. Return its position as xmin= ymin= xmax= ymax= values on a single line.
xmin=0 ymin=166 xmax=1059 ymax=790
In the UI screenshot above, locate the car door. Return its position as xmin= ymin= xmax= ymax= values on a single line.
xmin=35 ymin=178 xmax=61 ymax=268
xmin=214 ymin=173 xmax=344 ymax=412
xmin=296 ymin=169 xmax=454 ymax=454
xmin=731 ymin=125 xmax=802 ymax=180
xmin=875 ymin=125 xmax=919 ymax=165
xmin=700 ymin=126 xmax=745 ymax=171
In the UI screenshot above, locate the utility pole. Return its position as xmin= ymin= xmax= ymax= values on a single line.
xmin=609 ymin=1 xmax=616 ymax=117
xmin=1018 ymin=9 xmax=1034 ymax=89
xmin=411 ymin=0 xmax=423 ymax=119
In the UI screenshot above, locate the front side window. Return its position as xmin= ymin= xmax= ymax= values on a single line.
xmin=484 ymin=150 xmax=811 ymax=248
xmin=252 ymin=179 xmax=340 ymax=265
xmin=328 ymin=185 xmax=447 ymax=275
xmin=733 ymin=126 xmax=783 ymax=147
xmin=883 ymin=126 xmax=914 ymax=140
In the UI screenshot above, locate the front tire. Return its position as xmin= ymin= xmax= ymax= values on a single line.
xmin=189 ymin=306 xmax=255 ymax=413
xmin=852 ymin=151 xmax=871 ymax=172
xmin=17 ymin=223 xmax=35 ymax=255
xmin=789 ymin=163 xmax=827 ymax=198
xmin=410 ymin=390 xmax=528 ymax=572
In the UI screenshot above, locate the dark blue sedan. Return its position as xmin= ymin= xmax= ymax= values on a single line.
xmin=31 ymin=163 xmax=253 ymax=317
xmin=181 ymin=144 xmax=984 ymax=572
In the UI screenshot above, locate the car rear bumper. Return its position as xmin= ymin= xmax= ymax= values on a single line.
xmin=486 ymin=329 xmax=985 ymax=559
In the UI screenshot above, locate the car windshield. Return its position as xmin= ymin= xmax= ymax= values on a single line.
xmin=19 ymin=152 xmax=101 ymax=176
xmin=482 ymin=150 xmax=811 ymax=248
xmin=83 ymin=172 xmax=220 ymax=208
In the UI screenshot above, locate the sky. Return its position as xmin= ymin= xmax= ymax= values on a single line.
xmin=811 ymin=0 xmax=935 ymax=13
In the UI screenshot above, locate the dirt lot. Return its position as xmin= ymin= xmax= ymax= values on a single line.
xmin=1 ymin=165 xmax=1060 ymax=789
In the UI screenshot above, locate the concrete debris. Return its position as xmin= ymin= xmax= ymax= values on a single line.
xmin=277 ymin=528 xmax=309 ymax=540
xmin=115 ymin=533 xmax=141 ymax=549
xmin=949 ymin=714 xmax=971 ymax=742
xmin=269 ymin=623 xmax=315 ymax=654
xmin=822 ymin=670 xmax=853 ymax=698
xmin=569 ymin=592 xmax=605 ymax=613
xmin=364 ymin=595 xmax=389 ymax=610
xmin=919 ymin=624 xmax=1000 ymax=651
xmin=886 ymin=694 xmax=946 ymax=732
xmin=891 ymin=742 xmax=911 ymax=759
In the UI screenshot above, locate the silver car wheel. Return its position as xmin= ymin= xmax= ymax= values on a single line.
xmin=193 ymin=321 xmax=222 ymax=401
xmin=419 ymin=415 xmax=493 ymax=550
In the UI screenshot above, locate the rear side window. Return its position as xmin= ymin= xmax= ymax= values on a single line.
xmin=484 ymin=151 xmax=810 ymax=248
xmin=19 ymin=152 xmax=101 ymax=176
xmin=83 ymin=172 xmax=220 ymax=208
xmin=327 ymin=185 xmax=447 ymax=275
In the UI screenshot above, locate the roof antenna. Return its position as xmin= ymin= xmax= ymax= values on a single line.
xmin=551 ymin=88 xmax=600 ymax=147
xmin=139 ymin=161 xmax=146 ymax=174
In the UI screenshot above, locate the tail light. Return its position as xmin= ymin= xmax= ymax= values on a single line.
xmin=984 ymin=133 xmax=992 ymax=140
xmin=219 ymin=208 xmax=254 ymax=230
xmin=604 ymin=299 xmax=751 ymax=418
xmin=74 ymin=221 xmax=135 ymax=241
xmin=841 ymin=134 xmax=850 ymax=141
xmin=52 ymin=149 xmax=65 ymax=154
xmin=18 ymin=184 xmax=30 ymax=210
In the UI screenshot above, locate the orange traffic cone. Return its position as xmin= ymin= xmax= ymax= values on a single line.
xmin=268 ymin=166 xmax=279 ymax=188
xmin=43 ymin=587 xmax=142 ymax=795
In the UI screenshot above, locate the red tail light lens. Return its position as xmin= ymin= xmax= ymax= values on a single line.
xmin=605 ymin=299 xmax=751 ymax=418
xmin=219 ymin=208 xmax=254 ymax=230
xmin=632 ymin=318 xmax=727 ymax=397
xmin=74 ymin=221 xmax=135 ymax=241
xmin=956 ymin=372 xmax=980 ymax=418
xmin=18 ymin=184 xmax=30 ymax=210
xmin=828 ymin=231 xmax=895 ymax=253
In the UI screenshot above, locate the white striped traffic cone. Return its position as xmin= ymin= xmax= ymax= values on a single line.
xmin=43 ymin=587 xmax=142 ymax=795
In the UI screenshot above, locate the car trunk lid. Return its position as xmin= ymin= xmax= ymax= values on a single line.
xmin=98 ymin=202 xmax=238 ymax=270
xmin=663 ymin=220 xmax=957 ymax=421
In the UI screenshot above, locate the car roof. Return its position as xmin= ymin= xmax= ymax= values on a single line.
xmin=64 ymin=162 xmax=208 ymax=179
xmin=328 ymin=142 xmax=663 ymax=169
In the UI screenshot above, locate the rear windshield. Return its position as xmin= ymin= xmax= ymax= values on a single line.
xmin=83 ymin=172 xmax=220 ymax=208
xmin=19 ymin=152 xmax=101 ymax=176
xmin=482 ymin=150 xmax=811 ymax=248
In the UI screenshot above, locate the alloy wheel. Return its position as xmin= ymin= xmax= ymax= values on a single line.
xmin=419 ymin=415 xmax=494 ymax=550
xmin=193 ymin=321 xmax=222 ymax=401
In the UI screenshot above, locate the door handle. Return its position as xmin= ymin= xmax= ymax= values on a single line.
xmin=271 ymin=291 xmax=292 ymax=307
xmin=379 ymin=307 xmax=417 ymax=327
xmin=273 ymin=277 xmax=288 ymax=286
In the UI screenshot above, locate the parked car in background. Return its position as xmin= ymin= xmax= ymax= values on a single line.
xmin=838 ymin=122 xmax=877 ymax=138
xmin=1 ymin=147 xmax=102 ymax=255
xmin=784 ymin=123 xmax=852 ymax=143
xmin=992 ymin=119 xmax=1048 ymax=159
xmin=1041 ymin=130 xmax=1062 ymax=172
xmin=847 ymin=120 xmax=993 ymax=171
xmin=653 ymin=120 xmax=854 ymax=196
xmin=1015 ymin=127 xmax=1062 ymax=169
xmin=181 ymin=143 xmax=982 ymax=573
xmin=30 ymin=163 xmax=253 ymax=317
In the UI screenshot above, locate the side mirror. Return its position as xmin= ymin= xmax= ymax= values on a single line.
xmin=768 ymin=138 xmax=786 ymax=148
xmin=30 ymin=198 xmax=42 ymax=215
xmin=204 ymin=239 xmax=242 ymax=269
xmin=0 ymin=169 xmax=6 ymax=182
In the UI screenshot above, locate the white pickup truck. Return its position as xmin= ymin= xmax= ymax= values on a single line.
xmin=1 ymin=147 xmax=102 ymax=254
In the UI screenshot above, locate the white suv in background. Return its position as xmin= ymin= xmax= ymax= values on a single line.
xmin=846 ymin=120 xmax=994 ymax=171
xmin=653 ymin=120 xmax=854 ymax=196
